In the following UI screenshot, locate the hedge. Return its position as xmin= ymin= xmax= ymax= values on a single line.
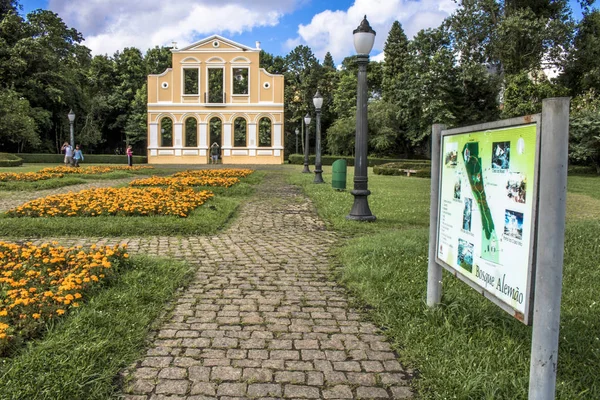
xmin=373 ymin=162 xmax=432 ymax=178
xmin=288 ymin=154 xmax=431 ymax=167
xmin=0 ymin=153 xmax=23 ymax=167
xmin=15 ymin=154 xmax=148 ymax=164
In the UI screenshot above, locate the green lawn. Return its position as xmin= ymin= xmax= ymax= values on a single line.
xmin=290 ymin=169 xmax=600 ymax=399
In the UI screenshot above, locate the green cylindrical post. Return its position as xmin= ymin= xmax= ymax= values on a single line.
xmin=332 ymin=159 xmax=347 ymax=190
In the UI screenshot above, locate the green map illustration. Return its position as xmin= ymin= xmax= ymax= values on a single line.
xmin=462 ymin=142 xmax=500 ymax=264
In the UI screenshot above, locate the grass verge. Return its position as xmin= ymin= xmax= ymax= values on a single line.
xmin=0 ymin=255 xmax=192 ymax=400
xmin=0 ymin=172 xmax=264 ymax=237
xmin=290 ymin=169 xmax=600 ymax=399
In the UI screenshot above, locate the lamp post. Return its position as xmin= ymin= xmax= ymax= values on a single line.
xmin=302 ymin=113 xmax=312 ymax=173
xmin=313 ymin=90 xmax=324 ymax=183
xmin=347 ymin=15 xmax=376 ymax=221
xmin=295 ymin=128 xmax=299 ymax=155
xmin=67 ymin=109 xmax=75 ymax=148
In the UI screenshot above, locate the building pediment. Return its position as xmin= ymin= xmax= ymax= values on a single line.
xmin=175 ymin=35 xmax=257 ymax=53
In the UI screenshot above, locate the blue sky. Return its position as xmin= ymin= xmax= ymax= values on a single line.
xmin=20 ymin=0 xmax=588 ymax=63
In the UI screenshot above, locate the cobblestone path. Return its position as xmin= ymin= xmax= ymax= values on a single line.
xmin=28 ymin=171 xmax=414 ymax=399
xmin=0 ymin=176 xmax=139 ymax=212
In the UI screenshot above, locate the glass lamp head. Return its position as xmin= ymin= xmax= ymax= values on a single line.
xmin=67 ymin=109 xmax=75 ymax=122
xmin=304 ymin=113 xmax=311 ymax=125
xmin=313 ymin=90 xmax=323 ymax=110
xmin=353 ymin=16 xmax=376 ymax=55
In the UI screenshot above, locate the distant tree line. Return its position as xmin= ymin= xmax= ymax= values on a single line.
xmin=1 ymin=0 xmax=599 ymax=171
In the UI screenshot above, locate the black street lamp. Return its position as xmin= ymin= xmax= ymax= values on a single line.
xmin=313 ymin=90 xmax=324 ymax=183
xmin=295 ymin=128 xmax=299 ymax=155
xmin=302 ymin=113 xmax=312 ymax=173
xmin=67 ymin=109 xmax=75 ymax=148
xmin=347 ymin=15 xmax=376 ymax=221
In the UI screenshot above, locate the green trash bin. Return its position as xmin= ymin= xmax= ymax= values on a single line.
xmin=332 ymin=159 xmax=347 ymax=190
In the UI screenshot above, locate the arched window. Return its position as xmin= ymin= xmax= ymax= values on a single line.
xmin=258 ymin=117 xmax=272 ymax=147
xmin=209 ymin=117 xmax=222 ymax=145
xmin=185 ymin=117 xmax=197 ymax=147
xmin=234 ymin=117 xmax=247 ymax=147
xmin=160 ymin=117 xmax=173 ymax=147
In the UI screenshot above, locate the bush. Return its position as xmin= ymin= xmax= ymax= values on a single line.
xmin=0 ymin=153 xmax=23 ymax=167
xmin=15 ymin=154 xmax=147 ymax=164
xmin=288 ymin=154 xmax=430 ymax=167
xmin=373 ymin=162 xmax=432 ymax=178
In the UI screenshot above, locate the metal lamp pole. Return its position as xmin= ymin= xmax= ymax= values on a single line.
xmin=347 ymin=16 xmax=376 ymax=221
xmin=302 ymin=113 xmax=311 ymax=173
xmin=67 ymin=109 xmax=75 ymax=148
xmin=295 ymin=128 xmax=299 ymax=155
xmin=313 ymin=90 xmax=324 ymax=183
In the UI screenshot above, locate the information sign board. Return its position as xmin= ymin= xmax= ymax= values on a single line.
xmin=436 ymin=121 xmax=539 ymax=324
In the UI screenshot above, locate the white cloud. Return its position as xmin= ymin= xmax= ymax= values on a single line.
xmin=286 ymin=0 xmax=458 ymax=62
xmin=48 ymin=0 xmax=301 ymax=55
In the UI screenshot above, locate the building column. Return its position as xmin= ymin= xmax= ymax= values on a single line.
xmin=248 ymin=122 xmax=257 ymax=156
xmin=223 ymin=122 xmax=232 ymax=157
xmin=149 ymin=123 xmax=158 ymax=156
xmin=174 ymin=122 xmax=183 ymax=156
xmin=199 ymin=122 xmax=208 ymax=156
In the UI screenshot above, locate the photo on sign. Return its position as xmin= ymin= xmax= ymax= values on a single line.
xmin=506 ymin=173 xmax=526 ymax=204
xmin=463 ymin=198 xmax=472 ymax=231
xmin=454 ymin=176 xmax=461 ymax=200
xmin=457 ymin=239 xmax=474 ymax=273
xmin=444 ymin=142 xmax=458 ymax=167
xmin=504 ymin=209 xmax=524 ymax=240
xmin=492 ymin=141 xmax=510 ymax=170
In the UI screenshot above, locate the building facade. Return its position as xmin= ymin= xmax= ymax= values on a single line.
xmin=147 ymin=35 xmax=285 ymax=164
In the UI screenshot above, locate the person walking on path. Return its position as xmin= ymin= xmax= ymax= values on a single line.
xmin=72 ymin=145 xmax=84 ymax=167
xmin=61 ymin=142 xmax=74 ymax=166
xmin=210 ymin=142 xmax=220 ymax=164
xmin=126 ymin=145 xmax=133 ymax=167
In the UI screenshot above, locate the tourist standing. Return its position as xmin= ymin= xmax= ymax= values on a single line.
xmin=210 ymin=142 xmax=220 ymax=165
xmin=62 ymin=142 xmax=73 ymax=166
xmin=73 ymin=145 xmax=84 ymax=167
xmin=127 ymin=145 xmax=133 ymax=167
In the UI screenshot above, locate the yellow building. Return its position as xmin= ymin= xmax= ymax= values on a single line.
xmin=147 ymin=35 xmax=285 ymax=164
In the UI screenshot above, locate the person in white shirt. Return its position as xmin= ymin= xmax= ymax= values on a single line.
xmin=62 ymin=142 xmax=74 ymax=166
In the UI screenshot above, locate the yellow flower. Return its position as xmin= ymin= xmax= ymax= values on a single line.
xmin=32 ymin=313 xmax=41 ymax=319
xmin=56 ymin=309 xmax=65 ymax=315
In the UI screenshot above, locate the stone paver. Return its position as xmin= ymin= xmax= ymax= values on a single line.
xmin=18 ymin=170 xmax=414 ymax=398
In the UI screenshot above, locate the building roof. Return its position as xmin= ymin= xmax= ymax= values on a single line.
xmin=173 ymin=35 xmax=258 ymax=53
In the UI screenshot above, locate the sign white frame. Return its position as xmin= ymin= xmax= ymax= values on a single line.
xmin=434 ymin=115 xmax=542 ymax=325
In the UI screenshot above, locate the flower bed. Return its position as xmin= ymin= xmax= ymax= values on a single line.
xmin=6 ymin=187 xmax=214 ymax=218
xmin=173 ymin=168 xmax=254 ymax=178
xmin=0 ymin=242 xmax=129 ymax=354
xmin=0 ymin=166 xmax=154 ymax=183
xmin=38 ymin=165 xmax=154 ymax=175
xmin=130 ymin=176 xmax=239 ymax=188
xmin=0 ymin=172 xmax=64 ymax=182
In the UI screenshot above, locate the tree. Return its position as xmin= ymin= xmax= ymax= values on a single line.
xmin=381 ymin=21 xmax=409 ymax=103
xmin=108 ymin=47 xmax=145 ymax=149
xmin=570 ymin=89 xmax=600 ymax=173
xmin=0 ymin=88 xmax=39 ymax=151
xmin=259 ymin=50 xmax=286 ymax=74
xmin=145 ymin=46 xmax=172 ymax=75
xmin=501 ymin=70 xmax=565 ymax=118
xmin=323 ymin=52 xmax=335 ymax=70
xmin=560 ymin=10 xmax=600 ymax=96
xmin=396 ymin=27 xmax=462 ymax=151
xmin=284 ymin=45 xmax=323 ymax=149
xmin=0 ymin=0 xmax=17 ymax=19
xmin=125 ymin=84 xmax=148 ymax=151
